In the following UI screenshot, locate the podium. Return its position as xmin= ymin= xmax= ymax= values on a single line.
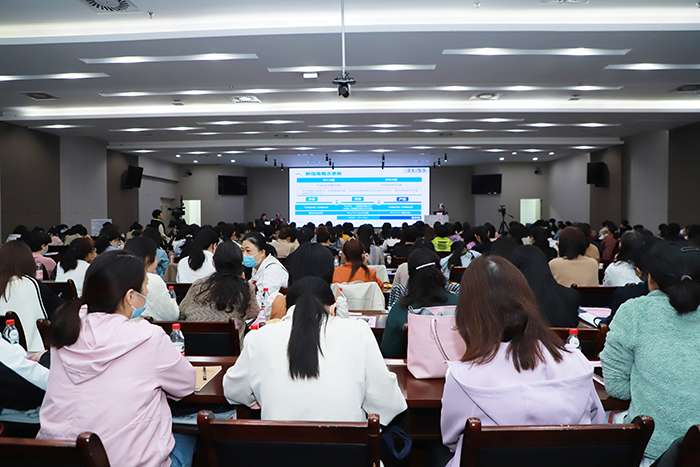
xmin=424 ymin=214 xmax=449 ymax=225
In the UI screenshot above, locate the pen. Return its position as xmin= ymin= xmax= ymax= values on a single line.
xmin=202 ymin=367 xmax=207 ymax=381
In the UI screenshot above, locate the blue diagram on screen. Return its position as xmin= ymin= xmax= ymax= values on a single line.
xmin=289 ymin=167 xmax=430 ymax=227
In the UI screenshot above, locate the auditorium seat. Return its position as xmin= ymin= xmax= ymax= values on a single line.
xmin=0 ymin=431 xmax=110 ymax=467
xmin=146 ymin=318 xmax=240 ymax=356
xmin=197 ymin=410 xmax=380 ymax=467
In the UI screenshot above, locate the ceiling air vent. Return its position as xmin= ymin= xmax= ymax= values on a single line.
xmin=79 ymin=0 xmax=139 ymax=13
xmin=470 ymin=92 xmax=501 ymax=101
xmin=21 ymin=92 xmax=58 ymax=101
xmin=673 ymin=84 xmax=700 ymax=93
xmin=230 ymin=95 xmax=261 ymax=104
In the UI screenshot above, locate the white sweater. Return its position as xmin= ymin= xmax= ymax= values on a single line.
xmin=223 ymin=316 xmax=407 ymax=424
xmin=176 ymin=250 xmax=215 ymax=283
xmin=142 ymin=273 xmax=180 ymax=321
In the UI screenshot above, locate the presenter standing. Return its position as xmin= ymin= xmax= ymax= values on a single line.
xmin=436 ymin=203 xmax=448 ymax=215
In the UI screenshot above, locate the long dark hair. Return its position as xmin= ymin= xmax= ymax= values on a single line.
xmin=195 ymin=241 xmax=250 ymax=315
xmin=0 ymin=241 xmax=37 ymax=300
xmin=456 ymin=255 xmax=566 ymax=372
xmin=400 ymin=248 xmax=448 ymax=308
xmin=52 ymin=250 xmax=146 ymax=349
xmin=616 ymin=230 xmax=644 ymax=263
xmin=288 ymin=243 xmax=335 ymax=285
xmin=448 ymin=241 xmax=467 ymax=269
xmin=187 ymin=229 xmax=219 ymax=271
xmin=510 ymin=245 xmax=580 ymax=328
xmin=342 ymin=239 xmax=369 ymax=280
xmin=286 ymin=277 xmax=334 ymax=380
xmin=648 ymin=241 xmax=700 ymax=314
xmin=60 ymin=237 xmax=94 ymax=272
xmin=124 ymin=236 xmax=157 ymax=268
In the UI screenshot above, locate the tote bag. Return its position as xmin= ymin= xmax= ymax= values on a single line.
xmin=407 ymin=306 xmax=466 ymax=379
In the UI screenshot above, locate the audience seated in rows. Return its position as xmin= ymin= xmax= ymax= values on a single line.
xmin=549 ymin=226 xmax=599 ymax=287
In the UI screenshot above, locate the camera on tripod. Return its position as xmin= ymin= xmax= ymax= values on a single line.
xmin=498 ymin=205 xmax=507 ymax=216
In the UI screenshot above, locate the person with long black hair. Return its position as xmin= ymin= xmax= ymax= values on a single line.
xmin=223 ymin=276 xmax=406 ymax=423
xmin=602 ymin=230 xmax=645 ymax=287
xmin=55 ymin=237 xmax=96 ymax=297
xmin=510 ymin=245 xmax=581 ymax=328
xmin=176 ymin=228 xmax=218 ymax=283
xmin=180 ymin=241 xmax=259 ymax=348
xmin=601 ymin=241 xmax=700 ymax=464
xmin=381 ymin=248 xmax=458 ymax=358
xmin=37 ymin=250 xmax=196 ymax=467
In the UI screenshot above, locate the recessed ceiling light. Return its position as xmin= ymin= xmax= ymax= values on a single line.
xmin=131 ymin=149 xmax=157 ymax=153
xmin=499 ymin=157 xmax=505 ymax=161
xmin=334 ymin=149 xmax=355 ymax=153
xmin=415 ymin=129 xmax=441 ymax=133
xmin=303 ymin=72 xmax=319 ymax=80
xmin=449 ymin=146 xmax=475 ymax=150
xmin=411 ymin=146 xmax=433 ymax=149
xmin=263 ymin=120 xmax=302 ymax=124
xmin=371 ymin=129 xmax=399 ymax=133
xmin=416 ymin=118 xmax=460 ymax=123
xmin=313 ymin=124 xmax=349 ymax=128
xmin=578 ymin=122 xmax=619 ymax=127
xmin=0 ymin=72 xmax=109 ymax=82
xmin=477 ymin=118 xmax=524 ymax=123
xmin=533 ymin=157 xmax=539 ymax=161
xmin=200 ymin=121 xmax=243 ymax=126
xmin=572 ymin=146 xmax=597 ymax=150
xmin=282 ymin=130 xmax=308 ymax=134
xmin=458 ymin=129 xmax=487 ymax=133
xmin=371 ymin=124 xmax=408 ymax=128
xmin=605 ymin=63 xmax=700 ymax=71
xmin=294 ymin=147 xmax=317 ymax=150
xmin=268 ymin=64 xmax=436 ymax=72
xmin=512 ymin=152 xmax=518 ymax=155
xmin=485 ymin=149 xmax=507 ymax=153
xmin=251 ymin=147 xmax=277 ymax=151
xmin=80 ymin=53 xmax=258 ymax=65
xmin=168 ymin=127 xmax=205 ymax=131
xmin=217 ymin=154 xmax=222 ymax=157
xmin=110 ymin=128 xmax=153 ymax=132
xmin=30 ymin=124 xmax=84 ymax=129
xmin=443 ymin=48 xmax=630 ymax=56
xmin=522 ymin=122 xmax=559 ymax=128
xmin=224 ymin=151 xmax=247 ymax=154
xmin=329 ymin=129 xmax=353 ymax=133
xmin=503 ymin=129 xmax=535 ymax=133
xmin=231 ymin=159 xmax=236 ymax=163
xmin=193 ymin=160 xmax=198 ymax=163
xmin=186 ymin=151 xmax=208 ymax=155
xmin=549 ymin=152 xmax=555 ymax=155
xmin=188 ymin=132 xmax=222 ymax=136
xmin=523 ymin=149 xmax=544 ymax=153
xmin=371 ymin=149 xmax=392 ymax=153
xmin=175 ymin=154 xmax=181 ymax=158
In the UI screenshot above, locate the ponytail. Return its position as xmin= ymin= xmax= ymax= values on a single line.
xmin=61 ymin=237 xmax=94 ymax=273
xmin=286 ymin=277 xmax=334 ymax=380
xmin=188 ymin=229 xmax=219 ymax=271
xmin=648 ymin=242 xmax=700 ymax=315
xmin=51 ymin=301 xmax=84 ymax=349
xmin=448 ymin=241 xmax=466 ymax=269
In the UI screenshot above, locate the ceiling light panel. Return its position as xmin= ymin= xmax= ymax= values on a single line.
xmin=267 ymin=64 xmax=436 ymax=72
xmin=443 ymin=48 xmax=630 ymax=56
xmin=80 ymin=53 xmax=258 ymax=64
xmin=0 ymin=72 xmax=109 ymax=82
xmin=605 ymin=63 xmax=700 ymax=71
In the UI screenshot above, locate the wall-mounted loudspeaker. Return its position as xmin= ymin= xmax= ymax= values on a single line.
xmin=587 ymin=162 xmax=609 ymax=187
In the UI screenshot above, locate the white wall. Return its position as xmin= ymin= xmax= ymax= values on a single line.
xmin=177 ymin=164 xmax=247 ymax=225
xmin=59 ymin=136 xmax=108 ymax=226
xmin=547 ymin=152 xmax=591 ymax=223
xmin=623 ymin=130 xmax=669 ymax=228
xmin=138 ymin=157 xmax=179 ymax=227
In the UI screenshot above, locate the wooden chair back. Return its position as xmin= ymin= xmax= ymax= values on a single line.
xmin=450 ymin=266 xmax=467 ymax=284
xmin=279 ymin=287 xmax=288 ymax=295
xmin=389 ymin=256 xmax=408 ymax=267
xmin=571 ymin=285 xmax=618 ymax=308
xmin=42 ymin=280 xmax=79 ymax=301
xmin=0 ymin=431 xmax=110 ymax=467
xmin=36 ymin=318 xmax=52 ymax=349
xmin=551 ymin=324 xmax=609 ymax=359
xmin=677 ymin=424 xmax=700 ymax=467
xmin=147 ymin=318 xmax=240 ymax=356
xmin=197 ymin=410 xmax=381 ymax=467
xmin=164 ymin=282 xmax=191 ymax=304
xmin=0 ymin=311 xmax=27 ymax=351
xmin=460 ymin=415 xmax=654 ymax=467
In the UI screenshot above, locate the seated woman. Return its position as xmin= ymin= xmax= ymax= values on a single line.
xmin=270 ymin=227 xmax=297 ymax=260
xmin=176 ymin=228 xmax=218 ymax=283
xmin=439 ymin=241 xmax=480 ymax=280
xmin=242 ymin=232 xmax=289 ymax=317
xmin=530 ymin=226 xmax=558 ymax=261
xmin=603 ymin=230 xmax=645 ymax=287
xmin=442 ymin=255 xmax=604 ymax=467
xmin=471 ymin=225 xmax=492 ymax=255
xmin=223 ymin=276 xmax=407 ymax=424
xmin=548 ymin=226 xmax=599 ymax=287
xmin=269 ymin=242 xmax=348 ymax=321
xmin=38 ymin=250 xmax=196 ymax=467
xmin=332 ymin=239 xmax=384 ymax=289
xmin=124 ymin=237 xmax=180 ymax=322
xmin=141 ymin=227 xmax=170 ymax=278
xmin=431 ymin=223 xmax=453 ymax=253
xmin=29 ymin=231 xmax=56 ymax=278
xmin=0 ymin=336 xmax=50 ymax=412
xmin=56 ymin=237 xmax=96 ymax=297
xmin=179 ymin=241 xmax=259 ymax=348
xmin=601 ymin=241 xmax=700 ymax=464
xmin=510 ymin=245 xmax=581 ymax=328
xmin=382 ymin=248 xmax=459 ymax=358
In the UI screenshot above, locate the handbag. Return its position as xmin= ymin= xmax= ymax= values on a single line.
xmin=406 ymin=306 xmax=466 ymax=379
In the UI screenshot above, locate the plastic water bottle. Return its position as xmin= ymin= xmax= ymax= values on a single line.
xmin=386 ymin=255 xmax=392 ymax=267
xmin=36 ymin=263 xmax=44 ymax=281
xmin=253 ymin=288 xmax=269 ymax=327
xmin=566 ymin=328 xmax=580 ymax=349
xmin=168 ymin=285 xmax=177 ymax=301
xmin=334 ymin=255 xmax=339 ymax=267
xmin=338 ymin=287 xmax=346 ymax=300
xmin=3 ymin=319 xmax=20 ymax=345
xmin=170 ymin=323 xmax=185 ymax=355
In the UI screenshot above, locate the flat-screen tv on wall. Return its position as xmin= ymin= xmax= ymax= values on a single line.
xmin=471 ymin=174 xmax=502 ymax=194
xmin=218 ymin=175 xmax=248 ymax=195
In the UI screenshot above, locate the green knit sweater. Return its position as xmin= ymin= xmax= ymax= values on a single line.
xmin=600 ymin=289 xmax=700 ymax=460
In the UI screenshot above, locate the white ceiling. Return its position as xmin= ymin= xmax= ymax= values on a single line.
xmin=1 ymin=0 xmax=700 ymax=167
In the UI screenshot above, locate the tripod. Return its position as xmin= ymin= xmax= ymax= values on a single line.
xmin=497 ymin=205 xmax=513 ymax=236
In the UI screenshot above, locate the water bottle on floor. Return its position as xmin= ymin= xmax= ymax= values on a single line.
xmin=170 ymin=323 xmax=185 ymax=355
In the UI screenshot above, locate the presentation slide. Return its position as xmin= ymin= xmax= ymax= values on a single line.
xmin=289 ymin=167 xmax=430 ymax=227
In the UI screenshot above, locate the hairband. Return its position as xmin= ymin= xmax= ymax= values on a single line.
xmin=681 ymin=246 xmax=700 ymax=253
xmin=681 ymin=275 xmax=693 ymax=282
xmin=415 ymin=262 xmax=436 ymax=270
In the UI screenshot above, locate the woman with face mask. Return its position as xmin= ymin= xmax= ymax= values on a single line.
xmin=241 ymin=232 xmax=288 ymax=318
xmin=37 ymin=250 xmax=196 ymax=467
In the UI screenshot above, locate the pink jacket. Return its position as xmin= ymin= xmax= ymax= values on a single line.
xmin=38 ymin=313 xmax=195 ymax=467
xmin=441 ymin=344 xmax=605 ymax=467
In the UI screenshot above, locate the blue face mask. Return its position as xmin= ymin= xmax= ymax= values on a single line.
xmin=131 ymin=291 xmax=148 ymax=319
xmin=243 ymin=254 xmax=260 ymax=268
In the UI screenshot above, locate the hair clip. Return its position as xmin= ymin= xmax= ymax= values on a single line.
xmin=681 ymin=275 xmax=693 ymax=281
xmin=415 ymin=262 xmax=436 ymax=270
xmin=681 ymin=246 xmax=700 ymax=253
